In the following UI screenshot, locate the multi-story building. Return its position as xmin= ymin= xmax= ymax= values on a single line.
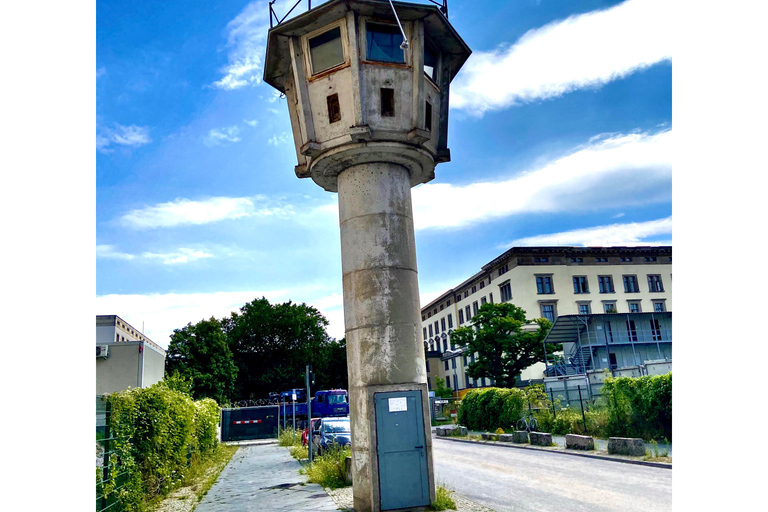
xmin=420 ymin=246 xmax=672 ymax=398
xmin=96 ymin=315 xmax=167 ymax=395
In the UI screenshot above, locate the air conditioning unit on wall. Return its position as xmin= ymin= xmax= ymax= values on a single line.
xmin=96 ymin=345 xmax=110 ymax=359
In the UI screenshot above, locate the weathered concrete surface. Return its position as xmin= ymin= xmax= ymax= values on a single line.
xmin=433 ymin=437 xmax=672 ymax=512
xmin=344 ymin=456 xmax=353 ymax=484
xmin=608 ymin=437 xmax=646 ymax=456
xmin=194 ymin=444 xmax=338 ymax=512
xmin=481 ymin=433 xmax=498 ymax=441
xmin=497 ymin=434 xmax=514 ymax=442
xmin=566 ymin=434 xmax=595 ymax=451
xmin=512 ymin=431 xmax=529 ymax=444
xmin=529 ymin=432 xmax=552 ymax=446
xmin=338 ymin=162 xmax=434 ymax=512
xmin=435 ymin=425 xmax=467 ymax=437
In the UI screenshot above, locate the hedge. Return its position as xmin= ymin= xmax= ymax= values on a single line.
xmin=100 ymin=381 xmax=221 ymax=510
xmin=456 ymin=373 xmax=671 ymax=442
xmin=602 ymin=372 xmax=672 ymax=441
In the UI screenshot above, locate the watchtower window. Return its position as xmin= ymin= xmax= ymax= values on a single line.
xmin=424 ymin=41 xmax=439 ymax=82
xmin=327 ymin=93 xmax=341 ymax=123
xmin=425 ymin=101 xmax=432 ymax=131
xmin=309 ymin=26 xmax=344 ymax=74
xmin=381 ymin=88 xmax=395 ymax=117
xmin=366 ymin=23 xmax=405 ymax=63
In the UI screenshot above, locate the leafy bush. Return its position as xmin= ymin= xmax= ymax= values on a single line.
xmin=278 ymin=427 xmax=302 ymax=447
xmin=457 ymin=387 xmax=526 ymax=431
xmin=602 ymin=372 xmax=672 ymax=440
xmin=101 ymin=381 xmax=222 ymax=511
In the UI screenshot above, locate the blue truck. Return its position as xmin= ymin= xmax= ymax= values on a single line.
xmin=277 ymin=389 xmax=349 ymax=419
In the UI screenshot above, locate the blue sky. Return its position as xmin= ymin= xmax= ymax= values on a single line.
xmin=95 ymin=0 xmax=672 ymax=346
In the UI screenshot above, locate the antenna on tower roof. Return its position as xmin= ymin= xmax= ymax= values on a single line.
xmin=388 ymin=0 xmax=409 ymax=50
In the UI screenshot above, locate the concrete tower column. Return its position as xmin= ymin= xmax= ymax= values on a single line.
xmin=338 ymin=161 xmax=433 ymax=512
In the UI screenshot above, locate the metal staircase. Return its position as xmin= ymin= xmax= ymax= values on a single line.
xmin=568 ymin=345 xmax=593 ymax=373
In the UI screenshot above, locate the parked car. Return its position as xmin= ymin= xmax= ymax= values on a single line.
xmin=302 ymin=418 xmax=321 ymax=446
xmin=311 ymin=416 xmax=350 ymax=455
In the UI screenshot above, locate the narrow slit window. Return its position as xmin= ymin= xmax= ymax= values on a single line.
xmin=327 ymin=93 xmax=341 ymax=123
xmin=381 ymin=88 xmax=395 ymax=117
xmin=425 ymin=101 xmax=432 ymax=131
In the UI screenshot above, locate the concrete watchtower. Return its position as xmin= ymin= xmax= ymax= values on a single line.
xmin=264 ymin=1 xmax=470 ymax=510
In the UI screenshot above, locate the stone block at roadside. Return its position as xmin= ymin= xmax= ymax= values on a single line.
xmin=512 ymin=431 xmax=529 ymax=443
xmin=529 ymin=432 xmax=552 ymax=446
xmin=344 ymin=456 xmax=352 ymax=484
xmin=607 ymin=437 xmax=645 ymax=456
xmin=565 ymin=434 xmax=595 ymax=450
xmin=481 ymin=433 xmax=498 ymax=441
xmin=498 ymin=434 xmax=514 ymax=442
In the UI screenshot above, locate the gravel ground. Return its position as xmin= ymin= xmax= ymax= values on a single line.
xmin=326 ymin=486 xmax=498 ymax=512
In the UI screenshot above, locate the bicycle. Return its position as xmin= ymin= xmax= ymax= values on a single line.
xmin=517 ymin=413 xmax=538 ymax=432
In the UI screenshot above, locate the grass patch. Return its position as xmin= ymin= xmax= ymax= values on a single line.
xmin=303 ymin=444 xmax=351 ymax=489
xmin=278 ymin=427 xmax=302 ymax=447
xmin=289 ymin=444 xmax=308 ymax=460
xmin=431 ymin=485 xmax=457 ymax=511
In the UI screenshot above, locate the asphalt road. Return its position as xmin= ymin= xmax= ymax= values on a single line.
xmin=432 ymin=437 xmax=672 ymax=512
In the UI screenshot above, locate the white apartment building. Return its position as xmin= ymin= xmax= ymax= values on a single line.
xmin=96 ymin=315 xmax=167 ymax=395
xmin=420 ymin=246 xmax=672 ymax=397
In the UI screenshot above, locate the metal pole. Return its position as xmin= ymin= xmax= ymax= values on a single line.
xmin=292 ymin=392 xmax=296 ymax=432
xmin=578 ymin=385 xmax=588 ymax=434
xmin=101 ymin=398 xmax=110 ymax=511
xmin=549 ymin=388 xmax=556 ymax=419
xmin=306 ymin=365 xmax=313 ymax=464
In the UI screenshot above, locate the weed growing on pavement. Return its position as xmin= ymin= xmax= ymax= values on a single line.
xmin=431 ymin=485 xmax=457 ymax=510
xmin=289 ymin=444 xmax=308 ymax=460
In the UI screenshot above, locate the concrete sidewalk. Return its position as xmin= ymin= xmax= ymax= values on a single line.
xmin=195 ymin=443 xmax=341 ymax=512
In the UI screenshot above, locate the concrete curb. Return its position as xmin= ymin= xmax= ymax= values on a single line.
xmin=434 ymin=435 xmax=672 ymax=470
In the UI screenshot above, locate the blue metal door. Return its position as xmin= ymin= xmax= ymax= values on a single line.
xmin=375 ymin=390 xmax=429 ymax=510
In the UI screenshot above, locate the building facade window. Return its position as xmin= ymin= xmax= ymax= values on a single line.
xmin=479 ymin=281 xmax=485 ymax=289
xmin=653 ymin=301 xmax=666 ymax=312
xmin=434 ymin=321 xmax=439 ymax=334
xmin=451 ymin=358 xmax=456 ymax=369
xmin=499 ymin=264 xmax=509 ymax=276
xmin=603 ymin=301 xmax=617 ymax=313
xmin=628 ymin=302 xmax=641 ymax=313
xmin=489 ymin=293 xmax=493 ymax=303
xmin=648 ymin=274 xmax=664 ymax=292
xmin=570 ymin=257 xmax=584 ymax=263
xmin=472 ymin=301 xmax=479 ymax=316
xmin=623 ymin=275 xmax=640 ymax=293
xmin=445 ymin=376 xmax=451 ymax=388
xmin=443 ymin=338 xmax=448 ymax=352
xmin=540 ymin=303 xmax=556 ymax=322
xmin=441 ymin=318 xmax=446 ymax=331
xmin=444 ymin=360 xmax=449 ymax=371
xmin=573 ymin=276 xmax=589 ymax=294
xmin=307 ymin=25 xmax=346 ymax=74
xmin=578 ymin=303 xmax=591 ymax=315
xmin=598 ymin=276 xmax=615 ymax=293
xmin=447 ymin=314 xmax=453 ymax=328
xmin=465 ymin=305 xmax=471 ymax=321
xmin=428 ymin=325 xmax=433 ymax=337
xmin=596 ymin=257 xmax=608 ymax=262
xmin=626 ymin=320 xmax=638 ymax=342
xmin=536 ymin=275 xmax=554 ymax=294
xmin=423 ymin=327 xmax=427 ymax=341
xmin=621 ymin=257 xmax=633 ymax=262
xmin=471 ymin=285 xmax=477 ymax=293
xmin=481 ymin=296 xmax=487 ymax=305
xmin=644 ymin=257 xmax=657 ymax=262
xmin=650 ymin=318 xmax=662 ymax=341
xmin=500 ymin=282 xmax=512 ymax=302
xmin=458 ymin=309 xmax=464 ymax=324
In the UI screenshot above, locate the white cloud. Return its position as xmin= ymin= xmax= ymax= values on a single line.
xmin=451 ymin=0 xmax=672 ymax=115
xmin=96 ymin=287 xmax=345 ymax=348
xmin=96 ymin=244 xmax=135 ymax=260
xmin=140 ymin=248 xmax=214 ymax=265
xmin=268 ymin=132 xmax=291 ymax=146
xmin=500 ymin=217 xmax=672 ymax=247
xmin=97 ymin=123 xmax=152 ymax=152
xmin=243 ymin=118 xmax=259 ymax=127
xmin=204 ymin=125 xmax=241 ymax=146
xmin=412 ymin=129 xmax=671 ymax=230
xmin=119 ymin=196 xmax=294 ymax=229
xmin=212 ymin=1 xmax=306 ymax=90
xmin=97 ymin=245 xmax=214 ymax=265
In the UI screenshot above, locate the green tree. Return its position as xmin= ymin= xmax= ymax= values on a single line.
xmin=224 ymin=297 xmax=338 ymax=399
xmin=450 ymin=302 xmax=554 ymax=388
xmin=433 ymin=377 xmax=453 ymax=399
xmin=313 ymin=337 xmax=348 ymax=390
xmin=165 ymin=317 xmax=237 ymax=403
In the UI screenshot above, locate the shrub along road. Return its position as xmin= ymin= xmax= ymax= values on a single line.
xmin=433 ymin=436 xmax=671 ymax=512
